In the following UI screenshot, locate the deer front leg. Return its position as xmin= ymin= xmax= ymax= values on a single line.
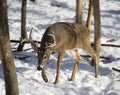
xmin=42 ymin=67 xmax=48 ymax=82
xmin=69 ymin=49 xmax=81 ymax=81
xmin=54 ymin=51 xmax=65 ymax=84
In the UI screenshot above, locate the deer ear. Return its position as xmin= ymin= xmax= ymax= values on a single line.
xmin=46 ymin=34 xmax=56 ymax=48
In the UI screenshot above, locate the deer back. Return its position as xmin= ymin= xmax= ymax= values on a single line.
xmin=40 ymin=22 xmax=90 ymax=52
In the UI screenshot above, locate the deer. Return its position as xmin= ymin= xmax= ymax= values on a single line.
xmin=26 ymin=22 xmax=99 ymax=84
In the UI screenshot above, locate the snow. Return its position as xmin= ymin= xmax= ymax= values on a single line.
xmin=0 ymin=0 xmax=120 ymax=95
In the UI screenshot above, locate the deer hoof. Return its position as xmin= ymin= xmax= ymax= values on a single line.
xmin=95 ymin=71 xmax=100 ymax=78
xmin=45 ymin=79 xmax=48 ymax=83
xmin=69 ymin=78 xmax=74 ymax=81
xmin=54 ymin=80 xmax=59 ymax=84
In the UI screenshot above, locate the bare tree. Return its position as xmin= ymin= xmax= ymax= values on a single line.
xmin=93 ymin=0 xmax=101 ymax=64
xmin=0 ymin=0 xmax=19 ymax=95
xmin=0 ymin=45 xmax=1 ymax=59
xmin=17 ymin=0 xmax=27 ymax=51
xmin=76 ymin=0 xmax=83 ymax=24
xmin=85 ymin=0 xmax=101 ymax=65
xmin=86 ymin=0 xmax=93 ymax=30
xmin=17 ymin=0 xmax=36 ymax=51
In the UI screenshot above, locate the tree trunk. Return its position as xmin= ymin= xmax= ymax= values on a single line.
xmin=76 ymin=0 xmax=83 ymax=24
xmin=17 ymin=0 xmax=27 ymax=51
xmin=0 ymin=0 xmax=19 ymax=95
xmin=0 ymin=45 xmax=1 ymax=59
xmin=86 ymin=0 xmax=93 ymax=30
xmin=93 ymin=0 xmax=101 ymax=64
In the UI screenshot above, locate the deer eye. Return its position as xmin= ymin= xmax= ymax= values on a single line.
xmin=43 ymin=55 xmax=47 ymax=59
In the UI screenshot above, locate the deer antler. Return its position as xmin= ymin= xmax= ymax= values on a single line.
xmin=29 ymin=28 xmax=39 ymax=53
xmin=20 ymin=28 xmax=39 ymax=53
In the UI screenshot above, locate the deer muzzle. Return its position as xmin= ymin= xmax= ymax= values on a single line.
xmin=37 ymin=65 xmax=43 ymax=71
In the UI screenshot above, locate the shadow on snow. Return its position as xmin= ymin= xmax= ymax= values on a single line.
xmin=0 ymin=51 xmax=112 ymax=80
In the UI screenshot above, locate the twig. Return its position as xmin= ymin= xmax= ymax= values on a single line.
xmin=112 ymin=68 xmax=120 ymax=72
xmin=10 ymin=40 xmax=41 ymax=44
xmin=80 ymin=54 xmax=116 ymax=60
xmin=91 ymin=43 xmax=120 ymax=48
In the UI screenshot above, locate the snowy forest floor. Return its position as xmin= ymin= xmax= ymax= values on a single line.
xmin=0 ymin=0 xmax=120 ymax=95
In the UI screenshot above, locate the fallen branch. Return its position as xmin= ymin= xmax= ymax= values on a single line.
xmin=11 ymin=39 xmax=120 ymax=60
xmin=10 ymin=40 xmax=120 ymax=48
xmin=91 ymin=43 xmax=120 ymax=48
xmin=80 ymin=54 xmax=120 ymax=60
xmin=10 ymin=40 xmax=41 ymax=44
xmin=10 ymin=40 xmax=21 ymax=43
xmin=11 ymin=40 xmax=120 ymax=60
xmin=101 ymin=43 xmax=120 ymax=48
xmin=81 ymin=55 xmax=107 ymax=59
xmin=112 ymin=68 xmax=120 ymax=72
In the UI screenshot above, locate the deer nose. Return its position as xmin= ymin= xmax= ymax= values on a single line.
xmin=37 ymin=65 xmax=43 ymax=71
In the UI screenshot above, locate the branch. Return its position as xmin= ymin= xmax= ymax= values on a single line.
xmin=101 ymin=44 xmax=120 ymax=48
xmin=92 ymin=43 xmax=120 ymax=48
xmin=10 ymin=40 xmax=41 ymax=44
xmin=10 ymin=40 xmax=120 ymax=48
xmin=112 ymin=68 xmax=120 ymax=72
xmin=80 ymin=54 xmax=115 ymax=60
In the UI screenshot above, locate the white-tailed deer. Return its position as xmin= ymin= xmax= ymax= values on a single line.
xmin=27 ymin=22 xmax=99 ymax=84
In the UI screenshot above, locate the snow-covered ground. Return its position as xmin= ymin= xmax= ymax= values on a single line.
xmin=0 ymin=0 xmax=120 ymax=95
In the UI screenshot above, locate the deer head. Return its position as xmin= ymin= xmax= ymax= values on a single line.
xmin=29 ymin=29 xmax=56 ymax=71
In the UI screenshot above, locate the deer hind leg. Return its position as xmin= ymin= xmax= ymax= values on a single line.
xmin=69 ymin=49 xmax=81 ymax=81
xmin=85 ymin=47 xmax=99 ymax=78
xmin=54 ymin=51 xmax=65 ymax=84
